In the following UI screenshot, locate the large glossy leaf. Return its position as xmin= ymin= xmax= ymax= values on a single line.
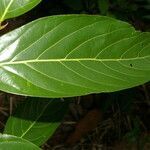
xmin=4 ymin=98 xmax=69 ymax=146
xmin=0 ymin=0 xmax=41 ymax=22
xmin=0 ymin=134 xmax=41 ymax=150
xmin=0 ymin=15 xmax=150 ymax=97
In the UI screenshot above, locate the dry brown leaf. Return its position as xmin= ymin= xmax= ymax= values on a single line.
xmin=66 ymin=109 xmax=102 ymax=145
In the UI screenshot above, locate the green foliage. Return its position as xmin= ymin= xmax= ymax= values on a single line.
xmin=0 ymin=134 xmax=41 ymax=150
xmin=0 ymin=15 xmax=150 ymax=97
xmin=0 ymin=0 xmax=149 ymax=149
xmin=0 ymin=0 xmax=41 ymax=23
xmin=4 ymin=98 xmax=69 ymax=146
xmin=98 ymin=0 xmax=109 ymax=15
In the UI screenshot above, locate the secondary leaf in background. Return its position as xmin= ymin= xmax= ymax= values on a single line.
xmin=0 ymin=0 xmax=41 ymax=23
xmin=4 ymin=98 xmax=69 ymax=146
xmin=98 ymin=0 xmax=109 ymax=15
xmin=0 ymin=15 xmax=150 ymax=98
xmin=0 ymin=134 xmax=41 ymax=150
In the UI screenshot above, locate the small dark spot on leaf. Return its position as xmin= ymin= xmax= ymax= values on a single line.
xmin=130 ymin=64 xmax=133 ymax=67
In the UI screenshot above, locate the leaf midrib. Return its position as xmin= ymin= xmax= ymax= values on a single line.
xmin=0 ymin=56 xmax=149 ymax=66
xmin=0 ymin=0 xmax=14 ymax=22
xmin=20 ymin=100 xmax=52 ymax=138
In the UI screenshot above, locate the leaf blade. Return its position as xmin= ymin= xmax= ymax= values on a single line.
xmin=0 ymin=134 xmax=41 ymax=150
xmin=4 ymin=98 xmax=69 ymax=146
xmin=0 ymin=0 xmax=41 ymax=22
xmin=0 ymin=15 xmax=150 ymax=97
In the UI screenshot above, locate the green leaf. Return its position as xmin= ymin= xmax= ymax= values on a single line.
xmin=4 ymin=98 xmax=69 ymax=146
xmin=0 ymin=134 xmax=41 ymax=150
xmin=98 ymin=0 xmax=109 ymax=15
xmin=0 ymin=15 xmax=150 ymax=98
xmin=0 ymin=0 xmax=41 ymax=22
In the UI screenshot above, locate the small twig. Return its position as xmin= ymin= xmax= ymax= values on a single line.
xmin=63 ymin=121 xmax=76 ymax=125
xmin=0 ymin=109 xmax=8 ymax=116
xmin=77 ymin=96 xmax=81 ymax=104
xmin=52 ymin=145 xmax=64 ymax=150
xmin=142 ymin=84 xmax=150 ymax=106
xmin=9 ymin=97 xmax=13 ymax=115
xmin=0 ymin=22 xmax=8 ymax=30
xmin=0 ymin=121 xmax=5 ymax=127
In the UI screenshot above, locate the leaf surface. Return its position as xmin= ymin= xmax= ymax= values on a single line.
xmin=0 ymin=134 xmax=41 ymax=150
xmin=4 ymin=98 xmax=69 ymax=146
xmin=0 ymin=0 xmax=41 ymax=22
xmin=0 ymin=15 xmax=150 ymax=97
